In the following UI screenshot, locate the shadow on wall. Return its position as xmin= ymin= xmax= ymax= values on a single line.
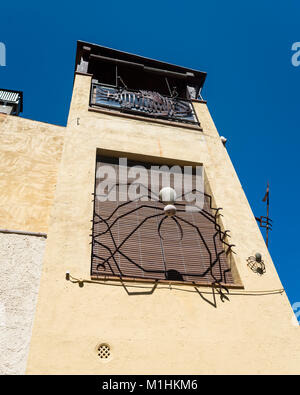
xmin=66 ymin=272 xmax=231 ymax=308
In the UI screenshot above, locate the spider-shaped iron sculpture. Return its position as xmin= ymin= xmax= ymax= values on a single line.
xmin=91 ymin=183 xmax=235 ymax=301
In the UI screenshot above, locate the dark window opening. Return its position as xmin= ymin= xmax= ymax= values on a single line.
xmin=89 ymin=61 xmax=117 ymax=87
xmin=89 ymin=59 xmax=194 ymax=100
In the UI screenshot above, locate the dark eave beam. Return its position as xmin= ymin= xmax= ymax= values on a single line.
xmin=89 ymin=54 xmax=196 ymax=80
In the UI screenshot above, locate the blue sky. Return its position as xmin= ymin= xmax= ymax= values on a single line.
xmin=1 ymin=1 xmax=299 ymax=306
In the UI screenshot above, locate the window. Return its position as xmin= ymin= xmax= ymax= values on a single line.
xmin=91 ymin=157 xmax=234 ymax=285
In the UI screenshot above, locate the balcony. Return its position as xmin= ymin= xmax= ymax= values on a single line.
xmin=90 ymin=83 xmax=199 ymax=125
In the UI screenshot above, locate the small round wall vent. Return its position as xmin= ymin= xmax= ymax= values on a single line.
xmin=97 ymin=343 xmax=111 ymax=359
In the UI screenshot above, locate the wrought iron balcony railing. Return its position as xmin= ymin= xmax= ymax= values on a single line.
xmin=90 ymin=83 xmax=199 ymax=125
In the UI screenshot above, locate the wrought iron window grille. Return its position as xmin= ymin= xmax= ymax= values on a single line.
xmin=91 ymin=182 xmax=235 ymax=296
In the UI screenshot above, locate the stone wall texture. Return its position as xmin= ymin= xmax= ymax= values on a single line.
xmin=0 ymin=233 xmax=45 ymax=375
xmin=0 ymin=114 xmax=64 ymax=233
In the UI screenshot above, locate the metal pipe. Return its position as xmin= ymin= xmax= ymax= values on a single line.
xmin=143 ymin=66 xmax=195 ymax=79
xmin=90 ymin=54 xmax=144 ymax=69
xmin=0 ymin=228 xmax=47 ymax=238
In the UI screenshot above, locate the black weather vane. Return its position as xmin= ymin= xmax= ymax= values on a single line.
xmin=255 ymin=181 xmax=272 ymax=247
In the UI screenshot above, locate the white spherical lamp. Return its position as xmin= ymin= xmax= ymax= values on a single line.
xmin=164 ymin=204 xmax=176 ymax=217
xmin=159 ymin=187 xmax=177 ymax=204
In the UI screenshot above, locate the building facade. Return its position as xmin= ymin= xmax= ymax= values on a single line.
xmin=0 ymin=41 xmax=299 ymax=374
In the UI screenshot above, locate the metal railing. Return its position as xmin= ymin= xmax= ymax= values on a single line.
xmin=90 ymin=83 xmax=199 ymax=125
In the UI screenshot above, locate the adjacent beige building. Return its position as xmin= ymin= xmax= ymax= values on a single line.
xmin=0 ymin=41 xmax=299 ymax=374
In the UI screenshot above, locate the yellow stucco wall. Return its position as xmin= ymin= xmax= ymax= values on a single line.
xmin=0 ymin=114 xmax=64 ymax=233
xmin=24 ymin=74 xmax=300 ymax=374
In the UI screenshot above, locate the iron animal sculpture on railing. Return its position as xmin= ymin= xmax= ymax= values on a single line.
xmin=94 ymin=85 xmax=195 ymax=120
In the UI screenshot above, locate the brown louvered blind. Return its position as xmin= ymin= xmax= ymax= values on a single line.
xmin=91 ymin=157 xmax=234 ymax=285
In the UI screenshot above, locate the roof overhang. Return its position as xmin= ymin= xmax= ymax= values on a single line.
xmin=74 ymin=40 xmax=207 ymax=97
